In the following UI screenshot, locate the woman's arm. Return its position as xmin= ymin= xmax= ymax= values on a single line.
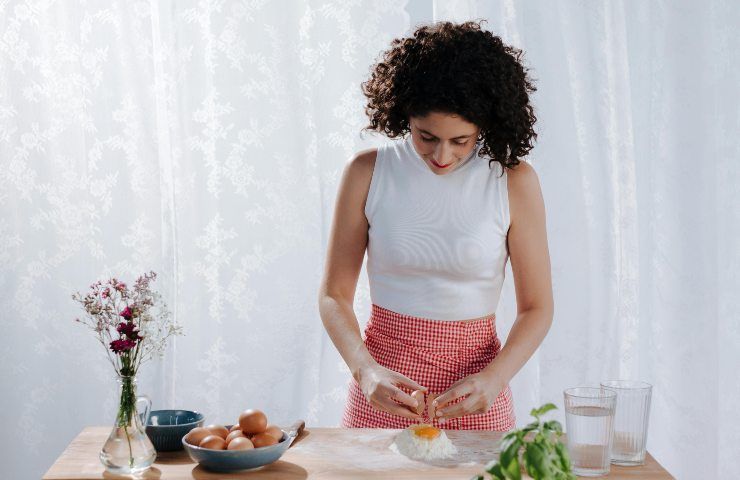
xmin=482 ymin=160 xmax=554 ymax=383
xmin=318 ymin=150 xmax=375 ymax=376
xmin=435 ymin=161 xmax=554 ymax=419
xmin=318 ymin=149 xmax=424 ymax=420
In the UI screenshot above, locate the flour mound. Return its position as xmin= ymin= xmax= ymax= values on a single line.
xmin=391 ymin=425 xmax=457 ymax=461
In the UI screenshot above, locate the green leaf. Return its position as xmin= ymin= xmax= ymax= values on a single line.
xmin=501 ymin=431 xmax=518 ymax=443
xmin=502 ymin=456 xmax=522 ymax=480
xmin=543 ymin=420 xmax=563 ymax=434
xmin=523 ymin=443 xmax=551 ymax=479
xmin=470 ymin=475 xmax=485 ymax=480
xmin=554 ymin=441 xmax=572 ymax=471
xmin=521 ymin=420 xmax=540 ymax=433
xmin=486 ymin=462 xmax=506 ymax=479
xmin=530 ymin=403 xmax=557 ymax=418
xmin=523 ymin=458 xmax=538 ymax=479
xmin=532 ymin=431 xmax=546 ymax=444
xmin=485 ymin=459 xmax=499 ymax=474
xmin=499 ymin=437 xmax=522 ymax=469
xmin=499 ymin=436 xmax=518 ymax=457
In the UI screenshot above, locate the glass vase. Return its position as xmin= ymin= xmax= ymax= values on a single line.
xmin=99 ymin=375 xmax=156 ymax=474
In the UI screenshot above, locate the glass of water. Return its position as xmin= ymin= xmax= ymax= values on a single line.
xmin=601 ymin=380 xmax=652 ymax=465
xmin=563 ymin=387 xmax=617 ymax=477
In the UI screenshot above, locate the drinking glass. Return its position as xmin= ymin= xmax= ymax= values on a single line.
xmin=600 ymin=380 xmax=652 ymax=465
xmin=563 ymin=387 xmax=617 ymax=477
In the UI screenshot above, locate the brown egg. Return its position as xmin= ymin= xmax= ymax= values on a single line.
xmin=205 ymin=424 xmax=229 ymax=439
xmin=226 ymin=429 xmax=246 ymax=444
xmin=427 ymin=393 xmax=438 ymax=420
xmin=184 ymin=427 xmax=211 ymax=446
xmin=239 ymin=409 xmax=267 ymax=435
xmin=227 ymin=436 xmax=255 ymax=450
xmin=251 ymin=432 xmax=278 ymax=448
xmin=229 ymin=424 xmax=242 ymax=432
xmin=199 ymin=434 xmax=226 ymax=450
xmin=264 ymin=424 xmax=283 ymax=442
xmin=411 ymin=390 xmax=425 ymax=415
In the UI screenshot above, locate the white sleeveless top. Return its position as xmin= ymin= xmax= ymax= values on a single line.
xmin=365 ymin=135 xmax=510 ymax=321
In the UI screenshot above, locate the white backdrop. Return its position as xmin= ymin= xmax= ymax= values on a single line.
xmin=1 ymin=1 xmax=737 ymax=479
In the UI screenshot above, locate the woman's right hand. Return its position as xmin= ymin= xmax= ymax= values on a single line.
xmin=355 ymin=362 xmax=427 ymax=420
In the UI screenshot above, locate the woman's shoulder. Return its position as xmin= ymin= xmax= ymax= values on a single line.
xmin=349 ymin=147 xmax=378 ymax=169
xmin=505 ymin=160 xmax=545 ymax=223
xmin=340 ymin=148 xmax=378 ymax=194
xmin=505 ymin=160 xmax=540 ymax=193
xmin=344 ymin=137 xmax=404 ymax=187
xmin=345 ymin=147 xmax=378 ymax=179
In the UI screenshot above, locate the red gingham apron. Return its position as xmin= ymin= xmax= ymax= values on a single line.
xmin=341 ymin=304 xmax=515 ymax=431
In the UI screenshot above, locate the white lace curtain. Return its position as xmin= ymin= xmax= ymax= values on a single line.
xmin=1 ymin=1 xmax=737 ymax=479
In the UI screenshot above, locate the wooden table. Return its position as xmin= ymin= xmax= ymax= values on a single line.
xmin=44 ymin=427 xmax=674 ymax=479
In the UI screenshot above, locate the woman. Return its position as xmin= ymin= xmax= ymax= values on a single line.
xmin=318 ymin=21 xmax=552 ymax=431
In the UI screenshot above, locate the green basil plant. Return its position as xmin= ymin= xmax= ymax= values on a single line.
xmin=472 ymin=403 xmax=576 ymax=480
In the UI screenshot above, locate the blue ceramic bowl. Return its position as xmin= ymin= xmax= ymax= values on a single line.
xmin=182 ymin=425 xmax=291 ymax=472
xmin=145 ymin=410 xmax=205 ymax=452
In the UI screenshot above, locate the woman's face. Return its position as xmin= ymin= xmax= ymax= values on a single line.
xmin=409 ymin=112 xmax=480 ymax=175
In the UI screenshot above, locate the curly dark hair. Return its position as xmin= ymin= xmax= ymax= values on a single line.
xmin=361 ymin=20 xmax=537 ymax=170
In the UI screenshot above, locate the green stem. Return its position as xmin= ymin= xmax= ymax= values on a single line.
xmin=117 ymin=375 xmax=136 ymax=468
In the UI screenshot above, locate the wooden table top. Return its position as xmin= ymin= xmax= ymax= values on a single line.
xmin=43 ymin=426 xmax=674 ymax=479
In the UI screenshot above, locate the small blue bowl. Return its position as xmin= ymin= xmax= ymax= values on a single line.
xmin=146 ymin=409 xmax=205 ymax=451
xmin=182 ymin=425 xmax=291 ymax=472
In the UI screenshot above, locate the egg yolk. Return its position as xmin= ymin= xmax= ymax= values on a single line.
xmin=411 ymin=425 xmax=441 ymax=440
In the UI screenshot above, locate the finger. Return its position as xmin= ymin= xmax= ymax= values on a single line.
xmin=386 ymin=385 xmax=419 ymax=410
xmin=371 ymin=398 xmax=423 ymax=420
xmin=390 ymin=372 xmax=427 ymax=393
xmin=410 ymin=389 xmax=425 ymax=415
xmin=434 ymin=382 xmax=472 ymax=410
xmin=437 ymin=395 xmax=483 ymax=420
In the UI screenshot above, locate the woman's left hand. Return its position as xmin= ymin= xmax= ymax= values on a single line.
xmin=433 ymin=370 xmax=505 ymax=420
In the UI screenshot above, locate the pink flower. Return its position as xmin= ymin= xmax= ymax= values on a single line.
xmin=116 ymin=322 xmax=142 ymax=341
xmin=101 ymin=288 xmax=110 ymax=299
xmin=119 ymin=307 xmax=133 ymax=320
xmin=109 ymin=339 xmax=136 ymax=354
